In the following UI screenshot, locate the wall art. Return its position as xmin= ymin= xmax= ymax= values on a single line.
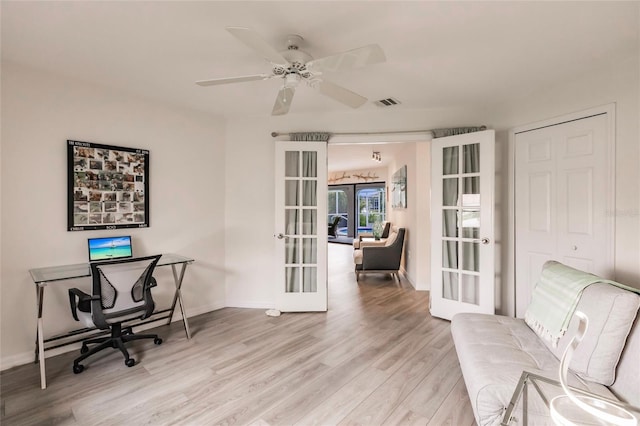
xmin=67 ymin=140 xmax=149 ymax=231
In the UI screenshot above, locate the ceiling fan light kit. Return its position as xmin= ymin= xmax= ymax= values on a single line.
xmin=196 ymin=27 xmax=386 ymax=116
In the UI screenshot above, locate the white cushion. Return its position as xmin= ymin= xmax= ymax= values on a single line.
xmin=353 ymin=249 xmax=363 ymax=265
xmin=540 ymin=283 xmax=640 ymax=385
xmin=452 ymin=313 xmax=616 ymax=426
xmin=384 ymin=230 xmax=398 ymax=247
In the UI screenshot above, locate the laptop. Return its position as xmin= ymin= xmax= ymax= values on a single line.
xmin=87 ymin=235 xmax=133 ymax=262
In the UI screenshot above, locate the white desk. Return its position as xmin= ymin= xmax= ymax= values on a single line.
xmin=29 ymin=253 xmax=194 ymax=389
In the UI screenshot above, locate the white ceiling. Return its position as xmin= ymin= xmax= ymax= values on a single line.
xmin=2 ymin=1 xmax=638 ymax=121
xmin=3 ymin=2 xmax=638 ymax=174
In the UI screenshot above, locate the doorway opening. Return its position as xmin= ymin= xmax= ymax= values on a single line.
xmin=328 ymin=182 xmax=385 ymax=244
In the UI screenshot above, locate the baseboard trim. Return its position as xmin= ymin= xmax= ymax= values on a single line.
xmin=0 ymin=302 xmax=226 ymax=372
xmin=224 ymin=300 xmax=274 ymax=310
xmin=400 ymin=268 xmax=416 ymax=289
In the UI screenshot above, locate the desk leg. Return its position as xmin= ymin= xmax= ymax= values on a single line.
xmin=168 ymin=263 xmax=191 ymax=340
xmin=35 ymin=285 xmax=46 ymax=389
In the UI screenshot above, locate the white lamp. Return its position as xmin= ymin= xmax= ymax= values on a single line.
xmin=549 ymin=311 xmax=638 ymax=426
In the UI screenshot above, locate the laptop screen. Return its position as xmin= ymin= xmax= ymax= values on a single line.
xmin=88 ymin=236 xmax=133 ymax=262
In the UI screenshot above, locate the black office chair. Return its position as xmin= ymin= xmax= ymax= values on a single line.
xmin=68 ymin=254 xmax=163 ymax=374
xmin=328 ymin=216 xmax=341 ymax=238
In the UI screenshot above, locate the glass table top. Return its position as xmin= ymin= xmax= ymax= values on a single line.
xmin=29 ymin=253 xmax=194 ymax=284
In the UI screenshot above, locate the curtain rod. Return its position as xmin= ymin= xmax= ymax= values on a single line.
xmin=271 ymin=129 xmax=435 ymax=137
xmin=270 ymin=126 xmax=487 ymax=138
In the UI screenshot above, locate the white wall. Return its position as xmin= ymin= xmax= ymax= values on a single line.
xmin=0 ymin=62 xmax=227 ymax=368
xmin=386 ymin=143 xmax=417 ymax=286
xmin=224 ymin=107 xmax=491 ymax=308
xmin=494 ymin=51 xmax=640 ymax=307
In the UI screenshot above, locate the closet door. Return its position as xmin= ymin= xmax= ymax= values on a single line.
xmin=514 ymin=113 xmax=613 ymax=317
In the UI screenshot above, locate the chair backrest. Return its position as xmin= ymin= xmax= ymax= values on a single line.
xmin=89 ymin=254 xmax=161 ymax=329
xmin=381 ymin=221 xmax=391 ymax=239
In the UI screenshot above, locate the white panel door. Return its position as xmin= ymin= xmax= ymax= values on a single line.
xmin=515 ymin=113 xmax=612 ymax=317
xmin=274 ymin=141 xmax=328 ymax=312
xmin=430 ymin=130 xmax=495 ymax=321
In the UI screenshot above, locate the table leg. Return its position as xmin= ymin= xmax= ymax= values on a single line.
xmin=36 ymin=285 xmax=46 ymax=389
xmin=168 ymin=263 xmax=191 ymax=340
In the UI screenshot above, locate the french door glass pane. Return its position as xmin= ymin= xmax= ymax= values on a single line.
xmin=461 ymin=274 xmax=479 ymax=304
xmin=285 ymin=151 xmax=299 ymax=177
xmin=442 ymin=241 xmax=458 ymax=268
xmin=285 ymin=239 xmax=298 ymax=263
xmin=285 ymin=209 xmax=299 ymax=235
xmin=303 ymin=181 xmax=317 ymax=206
xmin=302 ymin=210 xmax=316 ymax=234
xmin=443 ymin=210 xmax=458 ymax=237
xmin=302 ymin=238 xmax=317 ymax=263
xmin=463 ymin=177 xmax=480 ymax=196
xmin=285 ymin=267 xmax=300 ymax=292
xmin=462 ymin=242 xmax=479 ymax=272
xmin=302 ymin=152 xmax=317 ymax=177
xmin=443 ymin=271 xmax=459 ymax=301
xmin=462 ymin=210 xmax=480 ymax=238
xmin=443 ymin=178 xmax=458 ymax=206
xmin=463 ymin=143 xmax=480 ymax=173
xmin=443 ymin=146 xmax=459 ymax=175
xmin=285 ymin=181 xmax=299 ymax=206
xmin=303 ymin=267 xmax=317 ymax=292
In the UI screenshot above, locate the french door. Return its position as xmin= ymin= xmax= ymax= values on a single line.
xmin=430 ymin=130 xmax=495 ymax=320
xmin=274 ymin=141 xmax=328 ymax=312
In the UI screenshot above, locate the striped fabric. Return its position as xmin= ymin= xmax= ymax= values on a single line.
xmin=524 ymin=261 xmax=637 ymax=347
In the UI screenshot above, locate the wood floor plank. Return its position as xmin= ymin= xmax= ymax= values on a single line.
xmin=426 ymin=375 xmax=476 ymax=426
xmin=0 ymin=243 xmax=476 ymax=426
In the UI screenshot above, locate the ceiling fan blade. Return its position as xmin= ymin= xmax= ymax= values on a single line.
xmin=316 ymin=79 xmax=367 ymax=108
xmin=196 ymin=74 xmax=272 ymax=86
xmin=272 ymin=86 xmax=295 ymax=116
xmin=226 ymin=27 xmax=289 ymax=65
xmin=307 ymin=44 xmax=386 ymax=73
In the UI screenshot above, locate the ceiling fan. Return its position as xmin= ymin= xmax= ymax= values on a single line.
xmin=196 ymin=27 xmax=386 ymax=115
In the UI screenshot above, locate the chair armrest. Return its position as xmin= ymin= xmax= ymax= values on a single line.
xmin=148 ymin=277 xmax=158 ymax=289
xmin=68 ymin=288 xmax=97 ymax=321
xmin=359 ymin=239 xmax=387 ymax=248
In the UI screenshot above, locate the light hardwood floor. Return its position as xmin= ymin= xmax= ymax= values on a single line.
xmin=1 ymin=243 xmax=476 ymax=426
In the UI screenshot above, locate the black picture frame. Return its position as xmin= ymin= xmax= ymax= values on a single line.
xmin=67 ymin=140 xmax=149 ymax=231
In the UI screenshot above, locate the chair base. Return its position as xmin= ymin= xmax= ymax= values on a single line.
xmin=72 ymin=323 xmax=162 ymax=373
xmin=355 ymin=268 xmax=400 ymax=283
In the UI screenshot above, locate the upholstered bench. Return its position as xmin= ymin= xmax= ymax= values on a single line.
xmin=452 ymin=275 xmax=640 ymax=425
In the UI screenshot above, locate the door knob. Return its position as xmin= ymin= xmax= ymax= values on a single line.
xmin=276 ymin=233 xmax=288 ymax=240
xmin=481 ymin=238 xmax=490 ymax=245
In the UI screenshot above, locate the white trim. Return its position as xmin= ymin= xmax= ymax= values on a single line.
xmin=329 ymin=132 xmax=433 ymax=145
xmin=507 ymin=103 xmax=616 ymax=317
xmin=224 ymin=300 xmax=274 ymax=309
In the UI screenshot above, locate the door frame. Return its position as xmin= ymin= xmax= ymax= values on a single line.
xmin=506 ymin=103 xmax=616 ymax=317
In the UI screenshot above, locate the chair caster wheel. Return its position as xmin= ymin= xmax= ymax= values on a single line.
xmin=154 ymin=337 xmax=162 ymax=345
xmin=73 ymin=364 xmax=84 ymax=374
xmin=125 ymin=358 xmax=135 ymax=367
xmin=80 ymin=345 xmax=89 ymax=354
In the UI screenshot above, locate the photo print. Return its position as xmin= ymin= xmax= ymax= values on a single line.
xmin=68 ymin=140 xmax=149 ymax=231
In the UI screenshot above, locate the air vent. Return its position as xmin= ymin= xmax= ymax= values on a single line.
xmin=374 ymin=97 xmax=401 ymax=107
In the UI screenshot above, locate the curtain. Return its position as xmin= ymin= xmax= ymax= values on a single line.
xmin=441 ymin=142 xmax=480 ymax=304
xmin=286 ymin=149 xmax=319 ymax=293
xmin=442 ymin=147 xmax=459 ymax=301
xmin=432 ymin=126 xmax=486 ymax=139
xmin=289 ymin=132 xmax=331 ymax=142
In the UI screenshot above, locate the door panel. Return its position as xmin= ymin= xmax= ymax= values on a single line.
xmin=275 ymin=141 xmax=327 ymax=312
xmin=430 ymin=130 xmax=495 ymax=320
xmin=515 ymin=113 xmax=612 ymax=317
